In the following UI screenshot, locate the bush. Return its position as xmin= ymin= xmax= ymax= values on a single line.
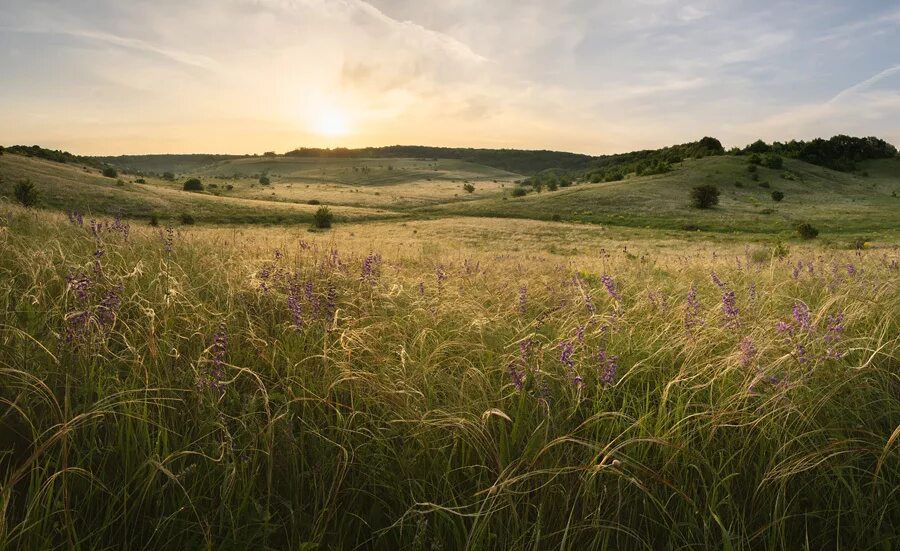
xmin=259 ymin=176 xmax=271 ymax=185
xmin=547 ymin=181 xmax=558 ymax=191
xmin=771 ymin=190 xmax=784 ymax=202
xmin=551 ymin=214 xmax=562 ymax=222
xmin=183 ymin=178 xmax=204 ymax=192
xmin=307 ymin=199 xmax=321 ymax=205
xmin=162 ymin=172 xmax=175 ymax=181
xmin=225 ymin=184 xmax=233 ymax=191
xmin=116 ymin=180 xmax=125 ymax=187
xmin=691 ymin=184 xmax=720 ymax=209
xmin=748 ymin=154 xmax=762 ymax=165
xmin=135 ymin=178 xmax=146 ymax=184
xmin=764 ymin=155 xmax=783 ymax=169
xmin=462 ymin=183 xmax=475 ymax=193
xmin=511 ymin=188 xmax=527 ymax=198
xmin=13 ymin=179 xmax=39 ymax=207
xmin=796 ymin=223 xmax=819 ymax=239
xmin=313 ymin=206 xmax=333 ymax=229
xmin=102 ymin=167 xmax=118 ymax=178
xmin=180 ymin=213 xmax=195 ymax=225
xmin=149 ymin=214 xmax=159 ymax=227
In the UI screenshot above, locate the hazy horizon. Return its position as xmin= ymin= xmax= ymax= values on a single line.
xmin=2 ymin=0 xmax=899 ymax=156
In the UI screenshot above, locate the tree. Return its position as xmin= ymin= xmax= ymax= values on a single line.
xmin=313 ymin=206 xmax=333 ymax=228
xmin=764 ymin=155 xmax=783 ymax=169
xmin=259 ymin=176 xmax=271 ymax=185
xmin=691 ymin=184 xmax=720 ymax=209
xmin=183 ymin=178 xmax=204 ymax=192
xmin=771 ymin=191 xmax=784 ymax=202
xmin=796 ymin=223 xmax=819 ymax=239
xmin=462 ymin=183 xmax=475 ymax=193
xmin=14 ymin=179 xmax=39 ymax=207
xmin=102 ymin=167 xmax=118 ymax=178
xmin=746 ymin=139 xmax=772 ymax=154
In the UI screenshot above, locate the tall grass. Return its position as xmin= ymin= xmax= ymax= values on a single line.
xmin=1 ymin=205 xmax=898 ymax=549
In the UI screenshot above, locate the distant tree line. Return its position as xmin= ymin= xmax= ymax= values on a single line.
xmin=735 ymin=135 xmax=897 ymax=172
xmin=4 ymin=144 xmax=101 ymax=168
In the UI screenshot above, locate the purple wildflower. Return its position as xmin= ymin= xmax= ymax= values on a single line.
xmin=559 ymin=340 xmax=574 ymax=370
xmin=205 ymin=325 xmax=228 ymax=394
xmin=721 ymin=290 xmax=739 ymax=326
xmin=507 ymin=361 xmax=525 ymax=391
xmin=776 ymin=320 xmax=795 ymax=337
xmin=361 ymin=253 xmax=381 ymax=283
xmin=684 ymin=284 xmax=703 ymax=330
xmin=846 ymin=264 xmax=857 ymax=276
xmin=601 ymin=274 xmax=621 ymax=302
xmin=287 ymin=287 xmax=303 ymax=329
xmin=66 ymin=273 xmax=93 ymax=302
xmin=598 ymin=351 xmax=619 ymax=386
xmin=792 ymin=303 xmax=812 ymax=332
xmin=96 ymin=287 xmax=122 ymax=328
xmin=739 ymin=336 xmax=757 ymax=367
xmin=710 ymin=272 xmax=727 ymax=289
xmin=436 ymin=266 xmax=448 ymax=284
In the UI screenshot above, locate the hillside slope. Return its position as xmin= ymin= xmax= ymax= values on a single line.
xmin=0 ymin=154 xmax=397 ymax=224
xmin=424 ymin=155 xmax=900 ymax=236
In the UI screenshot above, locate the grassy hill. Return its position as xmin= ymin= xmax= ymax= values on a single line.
xmin=0 ymin=154 xmax=397 ymax=225
xmin=425 ymin=155 xmax=900 ymax=238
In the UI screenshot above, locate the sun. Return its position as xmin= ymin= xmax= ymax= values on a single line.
xmin=311 ymin=106 xmax=351 ymax=137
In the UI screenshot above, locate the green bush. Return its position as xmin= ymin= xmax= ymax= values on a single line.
xmin=771 ymin=191 xmax=784 ymax=202
xmin=748 ymin=154 xmax=762 ymax=166
xmin=180 ymin=213 xmax=196 ymax=225
xmin=764 ymin=155 xmax=783 ymax=169
xmin=149 ymin=214 xmax=159 ymax=227
xmin=102 ymin=167 xmax=118 ymax=178
xmin=183 ymin=179 xmax=204 ymax=192
xmin=13 ymin=179 xmax=39 ymax=207
xmin=259 ymin=176 xmax=271 ymax=185
xmin=307 ymin=199 xmax=321 ymax=205
xmin=796 ymin=222 xmax=819 ymax=239
xmin=463 ymin=183 xmax=475 ymax=193
xmin=690 ymin=184 xmax=720 ymax=209
xmin=511 ymin=188 xmax=528 ymax=197
xmin=313 ymin=206 xmax=333 ymax=229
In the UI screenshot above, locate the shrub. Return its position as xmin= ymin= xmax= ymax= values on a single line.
xmin=796 ymin=222 xmax=819 ymax=239
xmin=463 ymin=183 xmax=475 ymax=193
xmin=162 ymin=172 xmax=175 ymax=181
xmin=771 ymin=190 xmax=784 ymax=202
xmin=313 ymin=206 xmax=333 ymax=229
xmin=691 ymin=184 xmax=720 ymax=209
xmin=547 ymin=181 xmax=558 ymax=191
xmin=102 ymin=167 xmax=118 ymax=178
xmin=208 ymin=183 xmax=218 ymax=189
xmin=183 ymin=178 xmax=204 ymax=192
xmin=135 ymin=178 xmax=146 ymax=184
xmin=307 ymin=199 xmax=321 ymax=205
xmin=149 ymin=214 xmax=159 ymax=227
xmin=116 ymin=180 xmax=125 ymax=187
xmin=180 ymin=213 xmax=195 ymax=225
xmin=13 ymin=179 xmax=39 ymax=207
xmin=511 ymin=188 xmax=528 ymax=197
xmin=551 ymin=214 xmax=562 ymax=222
xmin=225 ymin=184 xmax=233 ymax=191
xmin=748 ymin=154 xmax=762 ymax=165
xmin=681 ymin=224 xmax=700 ymax=231
xmin=259 ymin=176 xmax=271 ymax=185
xmin=764 ymin=155 xmax=783 ymax=169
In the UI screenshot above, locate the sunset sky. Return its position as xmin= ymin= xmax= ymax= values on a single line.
xmin=1 ymin=0 xmax=899 ymax=155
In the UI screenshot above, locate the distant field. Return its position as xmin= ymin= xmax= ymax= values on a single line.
xmin=3 ymin=152 xmax=898 ymax=242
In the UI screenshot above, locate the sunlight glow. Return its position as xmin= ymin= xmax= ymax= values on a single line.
xmin=311 ymin=106 xmax=351 ymax=137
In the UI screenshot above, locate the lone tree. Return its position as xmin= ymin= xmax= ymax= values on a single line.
xmin=313 ymin=206 xmax=333 ymax=229
xmin=462 ymin=183 xmax=475 ymax=193
xmin=183 ymin=178 xmax=204 ymax=192
xmin=797 ymin=223 xmax=819 ymax=239
xmin=259 ymin=176 xmax=271 ymax=185
xmin=691 ymin=184 xmax=720 ymax=209
xmin=14 ymin=179 xmax=39 ymax=207
xmin=771 ymin=190 xmax=785 ymax=202
xmin=102 ymin=167 xmax=118 ymax=178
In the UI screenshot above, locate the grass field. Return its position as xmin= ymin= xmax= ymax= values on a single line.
xmin=0 ymin=148 xmax=899 ymax=549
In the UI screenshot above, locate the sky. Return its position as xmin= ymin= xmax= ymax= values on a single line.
xmin=1 ymin=0 xmax=899 ymax=155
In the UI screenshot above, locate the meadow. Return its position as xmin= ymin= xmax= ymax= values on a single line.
xmin=1 ymin=193 xmax=898 ymax=549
